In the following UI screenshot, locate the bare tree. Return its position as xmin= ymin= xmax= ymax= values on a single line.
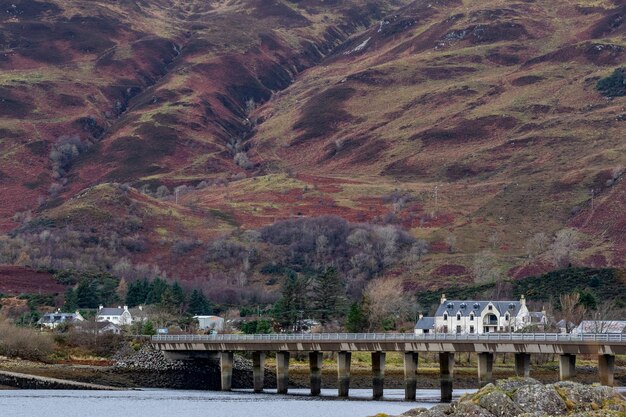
xmin=445 ymin=233 xmax=457 ymax=254
xmin=559 ymin=293 xmax=585 ymax=333
xmin=472 ymin=250 xmax=500 ymax=284
xmin=526 ymin=232 xmax=547 ymax=260
xmin=550 ymin=228 xmax=579 ymax=268
xmin=363 ymin=278 xmax=415 ymax=332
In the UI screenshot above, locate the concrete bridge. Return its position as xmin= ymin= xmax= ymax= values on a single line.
xmin=152 ymin=333 xmax=626 ymax=402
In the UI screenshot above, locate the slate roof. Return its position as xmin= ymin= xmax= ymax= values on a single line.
xmin=435 ymin=300 xmax=521 ymax=317
xmin=415 ymin=316 xmax=435 ymax=330
xmin=38 ymin=312 xmax=80 ymax=325
xmin=574 ymin=320 xmax=626 ymax=334
xmin=97 ymin=307 xmax=126 ymax=316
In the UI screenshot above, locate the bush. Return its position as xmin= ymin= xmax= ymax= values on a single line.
xmin=596 ymin=68 xmax=625 ymax=97
xmin=0 ymin=322 xmax=54 ymax=361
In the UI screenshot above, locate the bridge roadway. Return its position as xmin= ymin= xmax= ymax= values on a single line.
xmin=152 ymin=333 xmax=625 ymax=402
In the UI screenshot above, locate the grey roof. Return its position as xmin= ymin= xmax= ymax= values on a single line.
xmin=415 ymin=316 xmax=435 ymax=330
xmin=38 ymin=313 xmax=79 ymax=324
xmin=575 ymin=320 xmax=626 ymax=334
xmin=97 ymin=308 xmax=125 ymax=316
xmin=435 ymin=300 xmax=521 ymax=317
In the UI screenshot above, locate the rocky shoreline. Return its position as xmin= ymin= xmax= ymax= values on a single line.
xmin=379 ymin=378 xmax=626 ymax=417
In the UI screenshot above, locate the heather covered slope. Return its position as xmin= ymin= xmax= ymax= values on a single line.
xmin=1 ymin=0 xmax=626 ymax=292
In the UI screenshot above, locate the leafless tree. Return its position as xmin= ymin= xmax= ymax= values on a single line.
xmin=526 ymin=232 xmax=548 ymax=261
xmin=550 ymin=228 xmax=579 ymax=268
xmin=559 ymin=293 xmax=585 ymax=333
xmin=363 ymin=278 xmax=415 ymax=332
xmin=445 ymin=233 xmax=457 ymax=253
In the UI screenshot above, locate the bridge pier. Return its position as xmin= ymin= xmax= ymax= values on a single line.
xmin=477 ymin=352 xmax=494 ymax=387
xmin=439 ymin=352 xmax=455 ymax=403
xmin=559 ymin=354 xmax=576 ymax=381
xmin=276 ymin=351 xmax=290 ymax=394
xmin=515 ymin=353 xmax=531 ymax=377
xmin=404 ymin=352 xmax=418 ymax=401
xmin=337 ymin=351 xmax=351 ymax=398
xmin=372 ymin=351 xmax=385 ymax=400
xmin=598 ymin=354 xmax=615 ymax=386
xmin=309 ymin=351 xmax=323 ymax=396
xmin=220 ymin=351 xmax=233 ymax=391
xmin=253 ymin=351 xmax=265 ymax=393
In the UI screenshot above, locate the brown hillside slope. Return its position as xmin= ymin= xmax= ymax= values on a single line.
xmin=0 ymin=0 xmax=625 ymax=287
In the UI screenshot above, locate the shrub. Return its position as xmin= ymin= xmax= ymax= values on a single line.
xmin=0 ymin=322 xmax=54 ymax=361
xmin=596 ymin=68 xmax=625 ymax=97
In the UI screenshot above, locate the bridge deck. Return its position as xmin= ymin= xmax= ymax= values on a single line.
xmin=152 ymin=333 xmax=626 ymax=355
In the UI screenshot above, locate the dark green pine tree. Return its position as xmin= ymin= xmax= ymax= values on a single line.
xmin=171 ymin=281 xmax=186 ymax=311
xmin=76 ymin=279 xmax=98 ymax=308
xmin=63 ymin=287 xmax=78 ymax=311
xmin=126 ymin=279 xmax=150 ymax=307
xmin=312 ymin=266 xmax=346 ymax=324
xmin=188 ymin=289 xmax=211 ymax=315
xmin=146 ymin=278 xmax=168 ymax=305
xmin=273 ymin=270 xmax=310 ymax=331
xmin=346 ymin=302 xmax=367 ymax=333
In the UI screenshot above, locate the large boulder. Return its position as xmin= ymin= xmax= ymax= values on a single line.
xmin=379 ymin=378 xmax=626 ymax=417
xmin=512 ymin=383 xmax=568 ymax=415
xmin=477 ymin=387 xmax=524 ymax=417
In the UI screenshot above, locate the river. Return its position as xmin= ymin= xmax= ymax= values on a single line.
xmin=0 ymin=388 xmax=474 ymax=417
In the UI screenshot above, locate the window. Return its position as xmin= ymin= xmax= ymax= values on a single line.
xmin=443 ymin=313 xmax=448 ymax=320
xmin=505 ymin=313 xmax=510 ymax=321
xmin=456 ymin=325 xmax=462 ymax=333
xmin=488 ymin=305 xmax=493 ymax=311
xmin=470 ymin=313 xmax=475 ymax=321
xmin=443 ymin=325 xmax=449 ymax=333
xmin=456 ymin=313 xmax=461 ymax=320
xmin=470 ymin=326 xmax=475 ymax=334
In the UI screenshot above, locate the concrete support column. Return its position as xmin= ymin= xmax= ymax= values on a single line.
xmin=515 ymin=353 xmax=531 ymax=378
xmin=253 ymin=351 xmax=265 ymax=393
xmin=598 ymin=354 xmax=615 ymax=386
xmin=220 ymin=351 xmax=234 ymax=391
xmin=309 ymin=351 xmax=323 ymax=396
xmin=404 ymin=352 xmax=419 ymax=401
xmin=559 ymin=354 xmax=576 ymax=381
xmin=276 ymin=351 xmax=290 ymax=394
xmin=439 ymin=352 xmax=455 ymax=403
xmin=337 ymin=351 xmax=352 ymax=398
xmin=372 ymin=351 xmax=386 ymax=400
xmin=477 ymin=352 xmax=494 ymax=387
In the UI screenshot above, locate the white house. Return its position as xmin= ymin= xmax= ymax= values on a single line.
xmin=96 ymin=305 xmax=133 ymax=326
xmin=572 ymin=320 xmax=626 ymax=334
xmin=194 ymin=315 xmax=224 ymax=332
xmin=415 ymin=294 xmax=539 ymax=335
xmin=38 ymin=310 xmax=85 ymax=329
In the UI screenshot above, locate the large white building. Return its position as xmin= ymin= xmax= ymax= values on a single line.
xmin=96 ymin=305 xmax=133 ymax=326
xmin=415 ymin=294 xmax=543 ymax=334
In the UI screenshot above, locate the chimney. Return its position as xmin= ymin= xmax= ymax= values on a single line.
xmin=99 ymin=305 xmax=103 ymax=310
xmin=520 ymin=295 xmax=526 ymax=307
xmin=118 ymin=306 xmax=121 ymax=309
xmin=139 ymin=305 xmax=143 ymax=311
xmin=123 ymin=305 xmax=128 ymax=311
xmin=440 ymin=294 xmax=447 ymax=304
xmin=418 ymin=313 xmax=424 ymax=321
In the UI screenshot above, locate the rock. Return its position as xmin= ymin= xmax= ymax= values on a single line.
xmin=496 ymin=377 xmax=542 ymax=393
xmin=477 ymin=387 xmax=524 ymax=417
xmin=450 ymin=402 xmax=495 ymax=417
xmin=513 ymin=384 xmax=568 ymax=415
xmin=381 ymin=378 xmax=626 ymax=417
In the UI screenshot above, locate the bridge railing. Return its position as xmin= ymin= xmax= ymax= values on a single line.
xmin=151 ymin=332 xmax=625 ymax=343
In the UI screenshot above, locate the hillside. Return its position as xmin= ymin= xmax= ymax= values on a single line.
xmin=0 ymin=0 xmax=625 ymax=303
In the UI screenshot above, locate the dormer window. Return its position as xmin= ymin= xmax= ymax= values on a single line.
xmin=505 ymin=313 xmax=510 ymax=321
xmin=456 ymin=313 xmax=461 ymax=320
xmin=443 ymin=313 xmax=448 ymax=320
xmin=488 ymin=305 xmax=493 ymax=311
xmin=470 ymin=313 xmax=475 ymax=321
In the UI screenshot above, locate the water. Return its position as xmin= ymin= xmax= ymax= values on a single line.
xmin=0 ymin=388 xmax=474 ymax=417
